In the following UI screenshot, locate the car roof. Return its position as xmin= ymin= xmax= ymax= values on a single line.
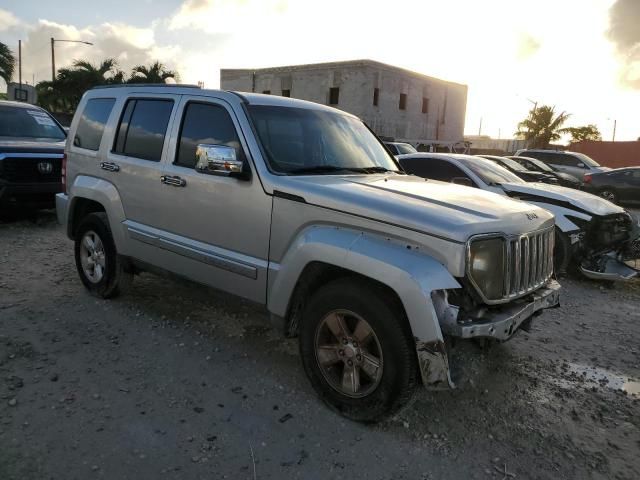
xmin=0 ymin=100 xmax=47 ymax=111
xmin=88 ymin=85 xmax=354 ymax=117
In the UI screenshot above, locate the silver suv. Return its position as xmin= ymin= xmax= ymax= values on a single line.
xmin=514 ymin=149 xmax=610 ymax=181
xmin=57 ymin=85 xmax=560 ymax=421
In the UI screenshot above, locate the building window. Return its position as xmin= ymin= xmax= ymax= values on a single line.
xmin=422 ymin=97 xmax=429 ymax=114
xmin=262 ymin=90 xmax=271 ymax=95
xmin=281 ymin=89 xmax=290 ymax=97
xmin=399 ymin=93 xmax=407 ymax=110
xmin=373 ymin=88 xmax=379 ymax=106
xmin=329 ymin=87 xmax=340 ymax=105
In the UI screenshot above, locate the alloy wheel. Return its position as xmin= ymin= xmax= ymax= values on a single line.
xmin=79 ymin=230 xmax=106 ymax=283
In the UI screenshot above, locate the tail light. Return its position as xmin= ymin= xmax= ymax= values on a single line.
xmin=61 ymin=153 xmax=67 ymax=194
xmin=583 ymin=173 xmax=592 ymax=184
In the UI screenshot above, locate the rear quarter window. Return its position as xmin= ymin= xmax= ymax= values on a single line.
xmin=73 ymin=98 xmax=116 ymax=151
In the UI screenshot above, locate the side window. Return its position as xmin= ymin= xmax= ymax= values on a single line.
xmin=113 ymin=99 xmax=174 ymax=161
xmin=73 ymin=98 xmax=115 ymax=151
xmin=175 ymin=102 xmax=245 ymax=169
xmin=386 ymin=144 xmax=398 ymax=155
xmin=401 ymin=158 xmax=471 ymax=183
xmin=563 ymin=154 xmax=584 ymax=167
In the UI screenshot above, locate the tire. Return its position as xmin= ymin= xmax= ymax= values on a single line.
xmin=299 ymin=278 xmax=418 ymax=422
xmin=553 ymin=228 xmax=572 ymax=274
xmin=599 ymin=189 xmax=617 ymax=204
xmin=74 ymin=212 xmax=132 ymax=299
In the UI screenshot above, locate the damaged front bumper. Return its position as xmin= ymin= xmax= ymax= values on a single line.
xmin=579 ymin=252 xmax=638 ymax=281
xmin=416 ymin=280 xmax=561 ymax=389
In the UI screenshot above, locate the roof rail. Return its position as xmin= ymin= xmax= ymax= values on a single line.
xmin=90 ymin=83 xmax=201 ymax=90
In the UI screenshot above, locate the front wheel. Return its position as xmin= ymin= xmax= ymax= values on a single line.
xmin=599 ymin=189 xmax=617 ymax=204
xmin=299 ymin=278 xmax=418 ymax=422
xmin=554 ymin=228 xmax=572 ymax=274
xmin=74 ymin=212 xmax=132 ymax=299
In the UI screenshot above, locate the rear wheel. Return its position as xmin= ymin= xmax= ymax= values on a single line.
xmin=299 ymin=278 xmax=418 ymax=422
xmin=74 ymin=212 xmax=132 ymax=299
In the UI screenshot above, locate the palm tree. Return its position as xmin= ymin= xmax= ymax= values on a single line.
xmin=129 ymin=61 xmax=178 ymax=83
xmin=0 ymin=42 xmax=16 ymax=86
xmin=515 ymin=105 xmax=571 ymax=149
xmin=36 ymin=58 xmax=122 ymax=114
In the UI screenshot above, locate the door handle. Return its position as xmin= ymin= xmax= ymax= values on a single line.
xmin=160 ymin=175 xmax=187 ymax=187
xmin=100 ymin=162 xmax=120 ymax=172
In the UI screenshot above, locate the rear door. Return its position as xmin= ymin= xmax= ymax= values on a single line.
xmin=102 ymin=93 xmax=180 ymax=265
xmin=152 ymin=95 xmax=272 ymax=303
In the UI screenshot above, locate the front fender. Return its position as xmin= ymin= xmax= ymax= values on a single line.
xmin=69 ymin=175 xmax=128 ymax=251
xmin=268 ymin=225 xmax=461 ymax=343
xmin=526 ymin=201 xmax=591 ymax=233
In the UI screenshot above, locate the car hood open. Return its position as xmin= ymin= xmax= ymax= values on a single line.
xmin=499 ymin=182 xmax=624 ymax=216
xmin=277 ymin=174 xmax=554 ymax=243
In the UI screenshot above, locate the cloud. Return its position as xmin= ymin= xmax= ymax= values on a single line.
xmin=607 ymin=0 xmax=640 ymax=88
xmin=10 ymin=18 xmax=181 ymax=85
xmin=0 ymin=8 xmax=20 ymax=31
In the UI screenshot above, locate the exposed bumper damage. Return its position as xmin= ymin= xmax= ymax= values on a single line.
xmin=580 ymin=253 xmax=638 ymax=281
xmin=416 ymin=279 xmax=561 ymax=389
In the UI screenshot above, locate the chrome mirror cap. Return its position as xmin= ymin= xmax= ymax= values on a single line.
xmin=196 ymin=144 xmax=243 ymax=174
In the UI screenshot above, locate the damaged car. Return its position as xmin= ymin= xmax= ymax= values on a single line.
xmin=398 ymin=153 xmax=639 ymax=281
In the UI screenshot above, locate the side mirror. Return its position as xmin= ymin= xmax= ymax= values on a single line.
xmin=451 ymin=177 xmax=474 ymax=187
xmin=577 ymin=162 xmax=585 ymax=168
xmin=195 ymin=144 xmax=246 ymax=178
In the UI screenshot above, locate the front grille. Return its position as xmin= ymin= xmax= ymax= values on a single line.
xmin=0 ymin=157 xmax=62 ymax=183
xmin=504 ymin=227 xmax=555 ymax=298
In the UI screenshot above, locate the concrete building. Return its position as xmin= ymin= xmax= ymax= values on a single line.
xmin=7 ymin=82 xmax=37 ymax=104
xmin=464 ymin=135 xmax=527 ymax=155
xmin=220 ymin=60 xmax=467 ymax=149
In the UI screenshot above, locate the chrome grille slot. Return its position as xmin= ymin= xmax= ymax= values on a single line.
xmin=504 ymin=227 xmax=554 ymax=299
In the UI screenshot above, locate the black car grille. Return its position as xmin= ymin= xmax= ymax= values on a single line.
xmin=0 ymin=157 xmax=62 ymax=183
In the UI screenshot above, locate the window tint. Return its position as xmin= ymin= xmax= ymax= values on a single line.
xmin=0 ymin=106 xmax=65 ymax=140
xmin=400 ymin=158 xmax=469 ymax=182
xmin=73 ymin=98 xmax=115 ymax=151
xmin=175 ymin=103 xmax=245 ymax=169
xmin=113 ymin=99 xmax=173 ymax=161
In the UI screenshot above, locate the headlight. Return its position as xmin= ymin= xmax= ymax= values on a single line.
xmin=468 ymin=237 xmax=505 ymax=301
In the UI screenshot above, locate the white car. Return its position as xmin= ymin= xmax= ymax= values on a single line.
xmin=398 ymin=153 xmax=639 ymax=281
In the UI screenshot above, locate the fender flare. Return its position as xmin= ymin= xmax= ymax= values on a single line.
xmin=268 ymin=226 xmax=461 ymax=343
xmin=69 ymin=175 xmax=128 ymax=251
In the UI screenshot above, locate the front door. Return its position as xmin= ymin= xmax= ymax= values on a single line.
xmin=154 ymin=95 xmax=272 ymax=303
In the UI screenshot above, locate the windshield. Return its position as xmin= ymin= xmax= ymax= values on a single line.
xmin=492 ymin=156 xmax=528 ymax=172
xmin=572 ymin=152 xmax=601 ymax=167
xmin=248 ymin=105 xmax=400 ymax=174
xmin=0 ymin=105 xmax=66 ymax=140
xmin=458 ymin=156 xmax=524 ymax=185
xmin=520 ymin=157 xmax=554 ymax=172
xmin=396 ymin=143 xmax=418 ymax=154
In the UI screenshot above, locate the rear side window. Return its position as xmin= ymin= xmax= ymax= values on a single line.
xmin=400 ymin=158 xmax=470 ymax=182
xmin=113 ymin=99 xmax=173 ymax=161
xmin=175 ymin=102 xmax=245 ymax=168
xmin=73 ymin=98 xmax=115 ymax=151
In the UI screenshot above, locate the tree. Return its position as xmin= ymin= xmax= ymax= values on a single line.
xmin=128 ymin=61 xmax=178 ymax=84
xmin=515 ymin=105 xmax=571 ymax=149
xmin=564 ymin=125 xmax=602 ymax=143
xmin=37 ymin=58 xmax=122 ymax=114
xmin=0 ymin=42 xmax=16 ymax=87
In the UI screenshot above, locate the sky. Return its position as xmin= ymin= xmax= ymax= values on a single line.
xmin=1 ymin=0 xmax=639 ymax=142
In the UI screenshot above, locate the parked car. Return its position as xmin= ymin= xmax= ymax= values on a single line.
xmin=384 ymin=141 xmax=417 ymax=155
xmin=583 ymin=167 xmax=640 ymax=206
xmin=398 ymin=153 xmax=639 ymax=281
xmin=57 ymin=85 xmax=561 ymax=422
xmin=507 ymin=155 xmax=582 ymax=189
xmin=0 ymin=100 xmax=66 ymax=209
xmin=478 ymin=155 xmax=557 ymax=184
xmin=513 ymin=149 xmax=610 ymax=181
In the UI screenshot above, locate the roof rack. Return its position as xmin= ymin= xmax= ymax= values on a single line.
xmin=90 ymin=83 xmax=201 ymax=90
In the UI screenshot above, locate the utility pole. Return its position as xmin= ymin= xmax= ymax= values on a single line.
xmin=18 ymin=40 xmax=22 ymax=96
xmin=612 ymin=119 xmax=617 ymax=142
xmin=51 ymin=37 xmax=55 ymax=81
xmin=478 ymin=117 xmax=482 ymax=136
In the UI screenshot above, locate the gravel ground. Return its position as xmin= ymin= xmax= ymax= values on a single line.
xmin=1 ymin=210 xmax=639 ymax=480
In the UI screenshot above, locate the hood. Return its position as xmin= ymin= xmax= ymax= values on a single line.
xmin=500 ymin=182 xmax=624 ymax=217
xmin=278 ymin=174 xmax=554 ymax=243
xmin=0 ymin=138 xmax=65 ymax=155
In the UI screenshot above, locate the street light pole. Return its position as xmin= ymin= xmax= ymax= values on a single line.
xmin=50 ymin=38 xmax=94 ymax=81
xmin=612 ymin=119 xmax=617 ymax=142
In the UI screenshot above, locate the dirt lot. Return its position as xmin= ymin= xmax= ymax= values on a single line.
xmin=1 ymin=210 xmax=639 ymax=480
